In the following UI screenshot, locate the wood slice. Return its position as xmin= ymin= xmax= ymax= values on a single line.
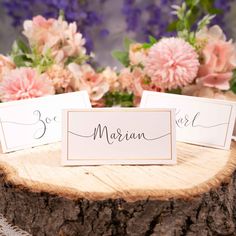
xmin=0 ymin=142 xmax=236 ymax=236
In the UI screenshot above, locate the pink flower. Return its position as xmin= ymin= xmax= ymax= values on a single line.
xmin=23 ymin=16 xmax=86 ymax=64
xmin=196 ymin=25 xmax=226 ymax=42
xmin=0 ymin=55 xmax=15 ymax=81
xmin=182 ymin=84 xmax=236 ymax=101
xmin=145 ymin=38 xmax=199 ymax=90
xmin=197 ymin=72 xmax=232 ymax=90
xmin=196 ymin=25 xmax=236 ymax=90
xmin=0 ymin=68 xmax=55 ymax=102
xmin=23 ymin=15 xmax=55 ymax=49
xmin=100 ymin=67 xmax=120 ymax=91
xmin=68 ymin=63 xmax=109 ymax=102
xmin=46 ymin=65 xmax=74 ymax=93
xmin=119 ymin=67 xmax=163 ymax=105
xmin=129 ymin=43 xmax=148 ymax=66
xmin=33 ymin=15 xmax=55 ymax=28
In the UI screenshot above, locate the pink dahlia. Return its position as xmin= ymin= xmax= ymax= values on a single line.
xmin=0 ymin=67 xmax=55 ymax=102
xmin=145 ymin=38 xmax=200 ymax=90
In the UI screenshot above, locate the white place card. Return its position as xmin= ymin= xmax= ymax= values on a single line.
xmin=62 ymin=108 xmax=176 ymax=166
xmin=140 ymin=91 xmax=236 ymax=150
xmin=0 ymin=91 xmax=91 ymax=153
xmin=233 ymin=123 xmax=236 ymax=140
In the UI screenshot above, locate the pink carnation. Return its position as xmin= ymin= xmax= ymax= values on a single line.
xmin=0 ymin=68 xmax=55 ymax=102
xmin=145 ymin=37 xmax=199 ymax=90
xmin=46 ymin=65 xmax=74 ymax=93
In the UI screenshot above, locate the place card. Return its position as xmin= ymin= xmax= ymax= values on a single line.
xmin=140 ymin=91 xmax=236 ymax=149
xmin=62 ymin=108 xmax=176 ymax=165
xmin=233 ymin=123 xmax=236 ymax=140
xmin=0 ymin=91 xmax=91 ymax=153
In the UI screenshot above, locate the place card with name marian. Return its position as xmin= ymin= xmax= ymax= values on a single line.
xmin=62 ymin=108 xmax=176 ymax=165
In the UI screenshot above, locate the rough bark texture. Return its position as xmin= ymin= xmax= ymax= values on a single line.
xmin=0 ymin=168 xmax=236 ymax=236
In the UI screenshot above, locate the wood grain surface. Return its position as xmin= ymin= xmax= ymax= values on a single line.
xmin=0 ymin=141 xmax=235 ymax=202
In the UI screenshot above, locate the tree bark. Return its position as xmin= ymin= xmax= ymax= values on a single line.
xmin=0 ymin=170 xmax=236 ymax=235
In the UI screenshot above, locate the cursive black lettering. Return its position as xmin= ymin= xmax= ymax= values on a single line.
xmin=33 ymin=110 xmax=46 ymax=139
xmin=68 ymin=124 xmax=170 ymax=145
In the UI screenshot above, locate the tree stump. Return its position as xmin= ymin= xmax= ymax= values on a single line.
xmin=0 ymin=142 xmax=236 ymax=236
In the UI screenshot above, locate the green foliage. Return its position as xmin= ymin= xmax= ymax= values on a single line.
xmin=230 ymin=70 xmax=236 ymax=94
xmin=111 ymin=51 xmax=130 ymax=67
xmin=142 ymin=35 xmax=158 ymax=49
xmin=11 ymin=40 xmax=32 ymax=67
xmin=112 ymin=37 xmax=135 ymax=67
xmin=10 ymin=40 xmax=54 ymax=72
xmin=166 ymin=87 xmax=182 ymax=94
xmin=104 ymin=91 xmax=134 ymax=107
xmin=169 ymin=0 xmax=217 ymax=45
xmin=65 ymin=54 xmax=90 ymax=65
xmin=123 ymin=37 xmax=135 ymax=51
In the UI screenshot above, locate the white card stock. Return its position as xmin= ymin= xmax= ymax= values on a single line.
xmin=140 ymin=91 xmax=236 ymax=149
xmin=62 ymin=108 xmax=176 ymax=165
xmin=0 ymin=91 xmax=91 ymax=152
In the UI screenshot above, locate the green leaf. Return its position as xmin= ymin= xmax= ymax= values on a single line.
xmin=141 ymin=35 xmax=158 ymax=49
xmin=11 ymin=40 xmax=30 ymax=54
xmin=104 ymin=91 xmax=134 ymax=107
xmin=17 ymin=40 xmax=30 ymax=53
xmin=123 ymin=37 xmax=135 ymax=51
xmin=13 ymin=55 xmax=29 ymax=67
xmin=111 ymin=51 xmax=130 ymax=67
xmin=186 ymin=0 xmax=200 ymax=7
xmin=59 ymin=9 xmax=65 ymax=20
xmin=142 ymin=43 xmax=151 ymax=49
xmin=230 ymin=70 xmax=236 ymax=94
xmin=167 ymin=20 xmax=178 ymax=32
xmin=148 ymin=35 xmax=157 ymax=44
xmin=208 ymin=7 xmax=222 ymax=15
xmin=166 ymin=88 xmax=182 ymax=94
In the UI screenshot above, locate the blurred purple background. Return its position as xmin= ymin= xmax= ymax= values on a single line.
xmin=0 ymin=0 xmax=236 ymax=67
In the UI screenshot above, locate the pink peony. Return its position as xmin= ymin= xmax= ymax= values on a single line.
xmin=68 ymin=63 xmax=109 ymax=102
xmin=196 ymin=25 xmax=236 ymax=90
xmin=129 ymin=43 xmax=148 ymax=66
xmin=0 ymin=68 xmax=55 ymax=102
xmin=145 ymin=38 xmax=200 ymax=90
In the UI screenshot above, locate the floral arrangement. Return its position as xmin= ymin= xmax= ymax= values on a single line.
xmin=0 ymin=14 xmax=124 ymax=106
xmin=0 ymin=1 xmax=236 ymax=106
xmin=113 ymin=1 xmax=236 ymax=104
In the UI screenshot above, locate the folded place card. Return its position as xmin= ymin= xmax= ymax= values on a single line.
xmin=140 ymin=91 xmax=236 ymax=150
xmin=233 ymin=123 xmax=236 ymax=140
xmin=0 ymin=91 xmax=91 ymax=153
xmin=62 ymin=108 xmax=176 ymax=165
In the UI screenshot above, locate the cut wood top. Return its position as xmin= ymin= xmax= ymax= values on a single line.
xmin=0 ymin=142 xmax=236 ymax=202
